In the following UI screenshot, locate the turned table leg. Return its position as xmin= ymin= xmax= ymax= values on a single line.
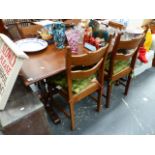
xmin=37 ymin=80 xmax=61 ymax=124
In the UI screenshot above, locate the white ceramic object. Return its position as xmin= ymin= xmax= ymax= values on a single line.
xmin=16 ymin=38 xmax=48 ymax=52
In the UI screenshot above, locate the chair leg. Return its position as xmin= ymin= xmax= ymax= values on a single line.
xmin=124 ymin=74 xmax=132 ymax=96
xmin=97 ymin=89 xmax=102 ymax=112
xmin=69 ymin=102 xmax=75 ymax=130
xmin=106 ymin=81 xmax=113 ymax=108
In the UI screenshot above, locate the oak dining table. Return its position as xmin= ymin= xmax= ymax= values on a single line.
xmin=17 ymin=19 xmax=112 ymax=124
xmin=18 ymin=20 xmax=90 ymax=124
xmin=15 ymin=19 xmax=143 ymax=125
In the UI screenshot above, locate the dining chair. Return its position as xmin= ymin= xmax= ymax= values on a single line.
xmin=104 ymin=32 xmax=144 ymax=108
xmin=108 ymin=21 xmax=125 ymax=30
xmin=47 ymin=44 xmax=109 ymax=130
xmin=0 ymin=19 xmax=14 ymax=39
xmin=15 ymin=21 xmax=42 ymax=39
xmin=2 ymin=19 xmax=39 ymax=40
xmin=0 ymin=19 xmax=7 ymax=32
xmin=2 ymin=19 xmax=36 ymax=25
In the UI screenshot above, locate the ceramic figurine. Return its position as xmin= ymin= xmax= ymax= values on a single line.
xmin=83 ymin=27 xmax=92 ymax=44
xmin=89 ymin=19 xmax=109 ymax=41
xmin=52 ymin=22 xmax=66 ymax=49
xmin=83 ymin=27 xmax=100 ymax=49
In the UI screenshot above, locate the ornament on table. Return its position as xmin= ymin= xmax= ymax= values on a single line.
xmin=44 ymin=24 xmax=53 ymax=35
xmin=38 ymin=28 xmax=52 ymax=40
xmin=83 ymin=27 xmax=103 ymax=49
xmin=89 ymin=37 xmax=100 ymax=49
xmin=83 ymin=27 xmax=92 ymax=45
xmin=65 ymin=28 xmax=80 ymax=53
xmin=89 ymin=19 xmax=109 ymax=42
xmin=53 ymin=22 xmax=66 ymax=49
xmin=38 ymin=27 xmax=53 ymax=44
xmin=74 ymin=23 xmax=85 ymax=44
xmin=80 ymin=19 xmax=89 ymax=28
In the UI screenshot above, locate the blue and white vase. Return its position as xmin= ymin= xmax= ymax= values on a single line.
xmin=52 ymin=22 xmax=66 ymax=49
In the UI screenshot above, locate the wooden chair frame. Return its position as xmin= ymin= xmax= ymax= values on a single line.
xmin=55 ymin=44 xmax=109 ymax=130
xmin=70 ymin=45 xmax=109 ymax=129
xmin=108 ymin=21 xmax=125 ymax=30
xmin=1 ymin=20 xmax=41 ymax=40
xmin=105 ymin=32 xmax=144 ymax=108
xmin=15 ymin=21 xmax=42 ymax=39
xmin=0 ymin=19 xmax=14 ymax=39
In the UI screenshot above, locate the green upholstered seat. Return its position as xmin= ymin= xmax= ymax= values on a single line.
xmin=48 ymin=73 xmax=96 ymax=94
xmin=105 ymin=48 xmax=134 ymax=75
xmin=105 ymin=59 xmax=131 ymax=75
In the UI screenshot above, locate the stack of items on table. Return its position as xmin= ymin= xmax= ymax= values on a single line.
xmin=82 ymin=19 xmax=109 ymax=51
xmin=65 ymin=19 xmax=110 ymax=53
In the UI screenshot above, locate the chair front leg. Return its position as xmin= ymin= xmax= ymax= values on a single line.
xmin=37 ymin=80 xmax=49 ymax=104
xmin=69 ymin=102 xmax=75 ymax=130
xmin=97 ymin=88 xmax=103 ymax=112
xmin=106 ymin=81 xmax=113 ymax=108
xmin=124 ymin=73 xmax=132 ymax=96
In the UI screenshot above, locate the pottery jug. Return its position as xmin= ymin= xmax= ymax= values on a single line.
xmin=53 ymin=22 xmax=66 ymax=49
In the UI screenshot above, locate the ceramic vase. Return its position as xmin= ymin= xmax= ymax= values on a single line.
xmin=53 ymin=22 xmax=66 ymax=49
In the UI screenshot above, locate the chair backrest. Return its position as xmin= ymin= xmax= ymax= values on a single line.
xmin=108 ymin=21 xmax=125 ymax=30
xmin=1 ymin=19 xmax=43 ymax=40
xmin=16 ymin=22 xmax=42 ymax=39
xmin=3 ymin=19 xmax=34 ymax=30
xmin=108 ymin=32 xmax=144 ymax=77
xmin=66 ymin=44 xmax=109 ymax=97
xmin=0 ymin=19 xmax=6 ymax=32
xmin=2 ymin=19 xmax=18 ymax=25
xmin=0 ymin=19 xmax=13 ymax=39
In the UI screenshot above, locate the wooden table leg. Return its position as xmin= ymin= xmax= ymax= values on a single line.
xmin=44 ymin=101 xmax=61 ymax=124
xmin=47 ymin=83 xmax=70 ymax=118
xmin=37 ymin=81 xmax=61 ymax=124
